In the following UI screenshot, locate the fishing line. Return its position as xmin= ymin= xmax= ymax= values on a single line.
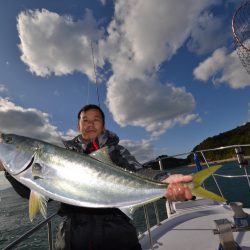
xmin=90 ymin=40 xmax=101 ymax=107
xmin=86 ymin=78 xmax=90 ymax=105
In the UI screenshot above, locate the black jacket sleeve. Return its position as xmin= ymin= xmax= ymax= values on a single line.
xmin=5 ymin=171 xmax=30 ymax=199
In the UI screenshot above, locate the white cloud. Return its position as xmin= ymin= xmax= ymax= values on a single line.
xmin=62 ymin=129 xmax=79 ymax=141
xmin=0 ymin=84 xmax=8 ymax=93
xmin=100 ymin=0 xmax=216 ymax=76
xmin=106 ymin=76 xmax=198 ymax=138
xmin=17 ymin=9 xmax=104 ymax=81
xmin=187 ymin=12 xmax=229 ymax=55
xmin=193 ymin=47 xmax=250 ymax=89
xmin=0 ymin=98 xmax=63 ymax=145
xmin=120 ymin=139 xmax=155 ymax=163
xmin=100 ymin=0 xmax=218 ymax=136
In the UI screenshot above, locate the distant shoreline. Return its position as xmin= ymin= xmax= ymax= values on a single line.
xmin=185 ymin=155 xmax=250 ymax=168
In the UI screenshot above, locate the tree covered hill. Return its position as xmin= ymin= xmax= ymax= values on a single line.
xmin=144 ymin=122 xmax=250 ymax=169
xmin=187 ymin=122 xmax=250 ymax=163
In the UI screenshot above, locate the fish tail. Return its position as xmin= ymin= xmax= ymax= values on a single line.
xmin=192 ymin=165 xmax=226 ymax=202
xmin=192 ymin=186 xmax=226 ymax=202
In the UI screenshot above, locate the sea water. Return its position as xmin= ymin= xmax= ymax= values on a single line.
xmin=1 ymin=161 xmax=250 ymax=249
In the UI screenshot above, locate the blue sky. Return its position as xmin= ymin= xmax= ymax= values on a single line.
xmin=0 ymin=0 xmax=249 ymax=169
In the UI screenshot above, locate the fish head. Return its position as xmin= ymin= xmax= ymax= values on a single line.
xmin=0 ymin=133 xmax=36 ymax=175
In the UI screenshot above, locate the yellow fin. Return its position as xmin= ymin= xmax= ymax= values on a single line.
xmin=29 ymin=191 xmax=48 ymax=222
xmin=190 ymin=165 xmax=226 ymax=202
xmin=192 ymin=165 xmax=222 ymax=187
xmin=192 ymin=186 xmax=226 ymax=202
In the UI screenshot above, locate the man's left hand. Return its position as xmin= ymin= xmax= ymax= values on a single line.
xmin=163 ymin=174 xmax=193 ymax=201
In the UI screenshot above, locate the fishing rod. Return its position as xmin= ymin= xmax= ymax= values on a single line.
xmin=90 ymin=40 xmax=101 ymax=107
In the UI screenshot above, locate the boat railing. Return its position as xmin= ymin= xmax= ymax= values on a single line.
xmin=141 ymin=144 xmax=250 ymax=249
xmin=158 ymin=144 xmax=250 ymax=199
xmin=3 ymin=144 xmax=250 ymax=250
xmin=2 ymin=212 xmax=57 ymax=250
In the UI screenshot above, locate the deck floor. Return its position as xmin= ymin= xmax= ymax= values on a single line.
xmin=139 ymin=200 xmax=250 ymax=250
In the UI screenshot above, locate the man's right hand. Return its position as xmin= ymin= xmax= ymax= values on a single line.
xmin=0 ymin=161 xmax=5 ymax=171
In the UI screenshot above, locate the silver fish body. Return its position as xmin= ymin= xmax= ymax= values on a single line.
xmin=0 ymin=133 xmax=167 ymax=210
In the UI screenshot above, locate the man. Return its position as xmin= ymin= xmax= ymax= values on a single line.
xmin=0 ymin=104 xmax=193 ymax=250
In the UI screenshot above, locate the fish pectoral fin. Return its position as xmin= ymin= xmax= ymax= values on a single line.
xmin=29 ymin=190 xmax=48 ymax=222
xmin=32 ymin=162 xmax=44 ymax=179
xmin=192 ymin=165 xmax=222 ymax=186
xmin=192 ymin=186 xmax=226 ymax=202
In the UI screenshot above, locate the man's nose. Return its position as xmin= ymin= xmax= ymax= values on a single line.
xmin=87 ymin=120 xmax=94 ymax=125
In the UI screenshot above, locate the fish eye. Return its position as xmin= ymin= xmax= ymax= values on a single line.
xmin=5 ymin=136 xmax=13 ymax=144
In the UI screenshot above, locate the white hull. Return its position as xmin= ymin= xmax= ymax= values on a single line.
xmin=140 ymin=199 xmax=250 ymax=250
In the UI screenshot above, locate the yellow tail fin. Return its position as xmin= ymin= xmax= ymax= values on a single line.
xmin=192 ymin=165 xmax=226 ymax=202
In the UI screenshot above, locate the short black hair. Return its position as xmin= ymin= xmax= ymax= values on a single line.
xmin=77 ymin=104 xmax=105 ymax=125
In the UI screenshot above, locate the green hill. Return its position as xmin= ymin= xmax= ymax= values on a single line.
xmin=144 ymin=122 xmax=250 ymax=169
xmin=186 ymin=122 xmax=250 ymax=163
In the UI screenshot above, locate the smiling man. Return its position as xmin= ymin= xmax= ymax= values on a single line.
xmin=78 ymin=107 xmax=105 ymax=142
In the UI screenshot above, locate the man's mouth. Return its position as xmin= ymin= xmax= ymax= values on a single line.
xmin=86 ymin=130 xmax=96 ymax=133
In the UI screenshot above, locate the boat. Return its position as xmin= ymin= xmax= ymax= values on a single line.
xmin=139 ymin=144 xmax=250 ymax=250
xmin=2 ymin=144 xmax=250 ymax=250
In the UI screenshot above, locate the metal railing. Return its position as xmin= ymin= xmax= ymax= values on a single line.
xmin=2 ymin=212 xmax=57 ymax=250
xmin=141 ymin=144 xmax=250 ymax=249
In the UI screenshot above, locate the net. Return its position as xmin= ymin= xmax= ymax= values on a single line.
xmin=232 ymin=1 xmax=250 ymax=74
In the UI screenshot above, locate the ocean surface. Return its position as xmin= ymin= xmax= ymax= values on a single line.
xmin=1 ymin=161 xmax=250 ymax=249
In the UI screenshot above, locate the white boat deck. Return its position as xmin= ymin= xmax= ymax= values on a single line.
xmin=139 ymin=199 xmax=250 ymax=250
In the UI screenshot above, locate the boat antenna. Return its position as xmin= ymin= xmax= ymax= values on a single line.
xmin=232 ymin=0 xmax=250 ymax=75
xmin=90 ymin=39 xmax=101 ymax=107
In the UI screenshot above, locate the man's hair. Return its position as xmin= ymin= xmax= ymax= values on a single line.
xmin=77 ymin=104 xmax=105 ymax=125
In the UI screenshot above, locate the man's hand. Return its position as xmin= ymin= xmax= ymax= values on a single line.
xmin=163 ymin=174 xmax=193 ymax=201
xmin=0 ymin=161 xmax=5 ymax=171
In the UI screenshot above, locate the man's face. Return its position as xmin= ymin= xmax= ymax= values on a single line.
xmin=78 ymin=109 xmax=104 ymax=141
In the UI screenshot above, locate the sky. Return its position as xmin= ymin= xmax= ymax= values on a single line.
xmin=0 ymin=0 xmax=249 ymax=179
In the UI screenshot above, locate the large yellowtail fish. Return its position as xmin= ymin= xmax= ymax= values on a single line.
xmin=0 ymin=133 xmax=226 ymax=221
